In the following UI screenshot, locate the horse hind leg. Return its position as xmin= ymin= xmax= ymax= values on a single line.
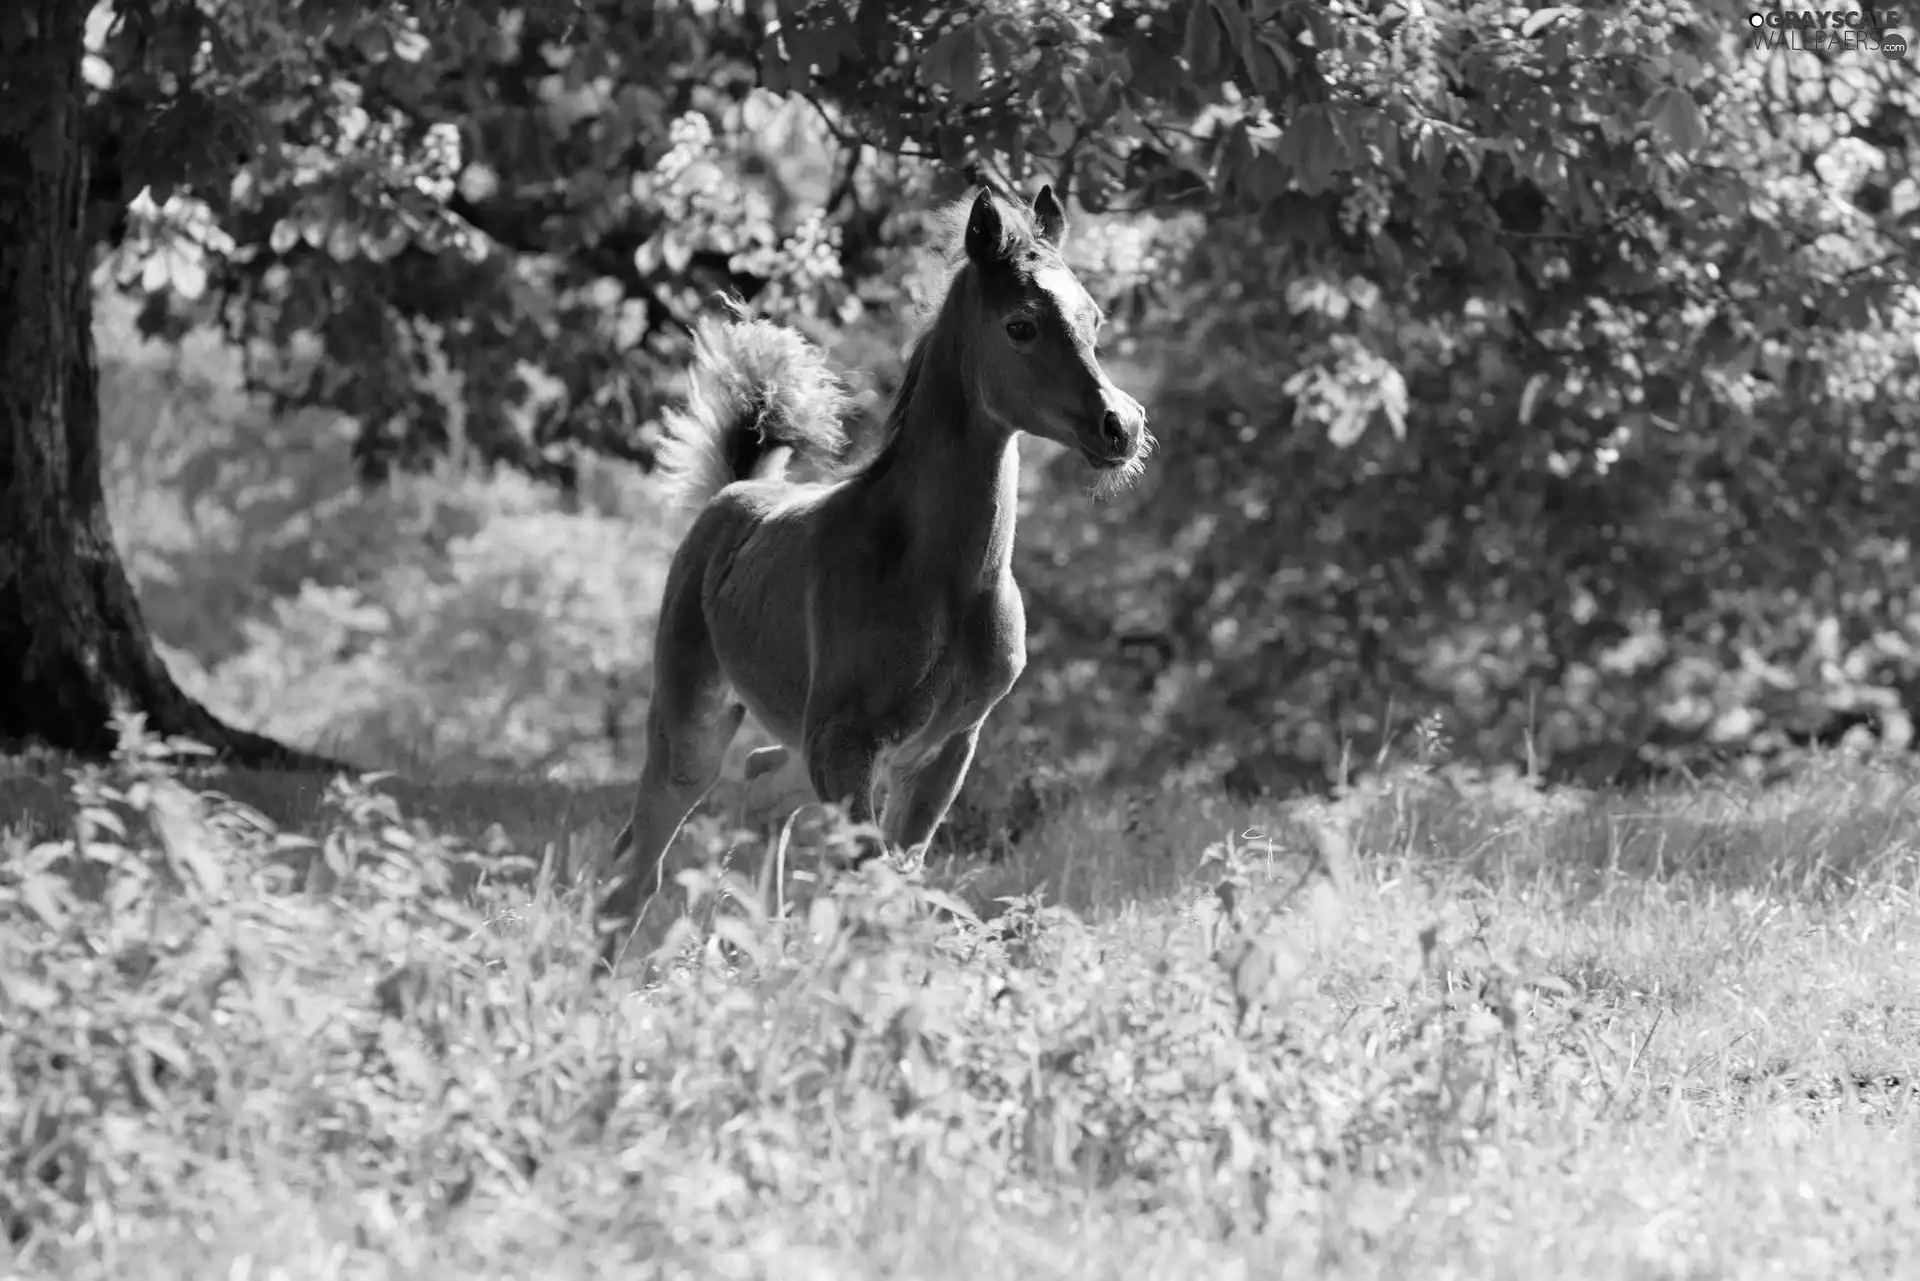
xmin=599 ymin=696 xmax=744 ymax=966
xmin=599 ymin=601 xmax=745 ymax=970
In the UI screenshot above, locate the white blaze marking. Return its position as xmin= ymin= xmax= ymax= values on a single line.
xmin=1032 ymin=266 xmax=1093 ymax=342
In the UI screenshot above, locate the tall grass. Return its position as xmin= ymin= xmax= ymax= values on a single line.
xmin=3 ymin=720 xmax=1916 ymax=1279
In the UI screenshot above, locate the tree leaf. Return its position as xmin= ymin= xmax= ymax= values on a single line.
xmin=1520 ymin=6 xmax=1581 ymax=38
xmin=392 ymin=28 xmax=430 ymax=63
xmin=1377 ymin=366 xmax=1409 ymax=440
xmin=1278 ymin=107 xmax=1347 ymax=195
xmin=1650 ymin=87 xmax=1707 ymax=157
xmin=1183 ymin=0 xmax=1223 ymax=79
xmin=1260 ymin=35 xmax=1297 ymax=80
xmin=1072 ymin=65 xmax=1110 ymax=118
xmin=922 ymin=24 xmax=982 ymax=102
xmin=1210 ymin=0 xmax=1258 ymax=81
xmin=1518 ymin=372 xmax=1553 ymax=426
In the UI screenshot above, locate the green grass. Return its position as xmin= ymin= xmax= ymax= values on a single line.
xmin=3 ymin=727 xmax=1918 ymax=1280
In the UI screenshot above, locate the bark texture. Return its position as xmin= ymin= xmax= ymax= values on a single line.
xmin=0 ymin=1 xmax=342 ymax=770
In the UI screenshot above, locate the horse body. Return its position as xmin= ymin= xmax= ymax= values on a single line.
xmin=598 ymin=185 xmax=1149 ymax=966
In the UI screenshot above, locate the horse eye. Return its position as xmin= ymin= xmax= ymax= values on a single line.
xmin=1005 ymin=318 xmax=1038 ymax=344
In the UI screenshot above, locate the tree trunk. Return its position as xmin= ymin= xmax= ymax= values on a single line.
xmin=0 ymin=2 xmax=341 ymax=771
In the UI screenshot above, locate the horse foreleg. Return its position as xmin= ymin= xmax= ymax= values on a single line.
xmin=881 ymin=726 xmax=981 ymax=856
xmin=802 ymin=715 xmax=885 ymax=865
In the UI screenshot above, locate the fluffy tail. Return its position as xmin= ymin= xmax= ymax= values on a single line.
xmin=652 ymin=312 xmax=852 ymax=514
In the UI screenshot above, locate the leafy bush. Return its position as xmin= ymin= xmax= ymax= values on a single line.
xmin=99 ymin=297 xmax=695 ymax=780
xmin=6 ymin=720 xmax=1916 ymax=1276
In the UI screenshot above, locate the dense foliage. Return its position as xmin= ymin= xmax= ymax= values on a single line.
xmin=4 ymin=722 xmax=1916 ymax=1271
xmin=66 ymin=0 xmax=1920 ymax=786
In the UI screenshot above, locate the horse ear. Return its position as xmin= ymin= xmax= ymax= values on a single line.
xmin=964 ymin=188 xmax=1005 ymax=266
xmin=1031 ymin=184 xmax=1068 ymax=248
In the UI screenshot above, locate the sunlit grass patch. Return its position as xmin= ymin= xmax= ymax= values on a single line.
xmin=3 ymin=720 xmax=1917 ymax=1279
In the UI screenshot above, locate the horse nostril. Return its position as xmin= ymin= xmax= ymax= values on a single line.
xmin=1101 ymin=410 xmax=1128 ymax=452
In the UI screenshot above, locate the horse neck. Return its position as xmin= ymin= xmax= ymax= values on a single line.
xmin=869 ymin=346 xmax=1020 ymax=590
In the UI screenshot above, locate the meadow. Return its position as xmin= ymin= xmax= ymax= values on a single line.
xmin=4 ymin=719 xmax=1916 ymax=1280
xmin=2 ymin=206 xmax=1912 ymax=1281
xmin=7 ymin=2 xmax=1920 ymax=1275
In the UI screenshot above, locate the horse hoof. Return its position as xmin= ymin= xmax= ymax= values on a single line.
xmin=745 ymin=745 xmax=790 ymax=781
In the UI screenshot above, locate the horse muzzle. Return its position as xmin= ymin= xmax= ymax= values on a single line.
xmin=1082 ymin=401 xmax=1146 ymax=469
